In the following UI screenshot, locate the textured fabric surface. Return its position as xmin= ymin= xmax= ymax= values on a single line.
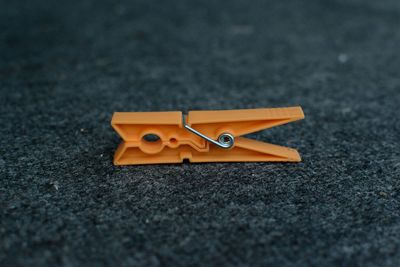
xmin=1 ymin=0 xmax=400 ymax=266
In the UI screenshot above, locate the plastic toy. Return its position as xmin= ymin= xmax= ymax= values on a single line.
xmin=111 ymin=107 xmax=304 ymax=165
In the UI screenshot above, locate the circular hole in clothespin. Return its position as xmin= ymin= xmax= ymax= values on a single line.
xmin=140 ymin=133 xmax=163 ymax=154
xmin=169 ymin=137 xmax=178 ymax=147
xmin=143 ymin=134 xmax=160 ymax=142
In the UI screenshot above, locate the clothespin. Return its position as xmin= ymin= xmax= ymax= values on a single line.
xmin=111 ymin=107 xmax=304 ymax=165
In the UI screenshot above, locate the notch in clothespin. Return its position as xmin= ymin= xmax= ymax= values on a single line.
xmin=111 ymin=107 xmax=304 ymax=165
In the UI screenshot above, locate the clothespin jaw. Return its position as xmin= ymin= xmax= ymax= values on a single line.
xmin=111 ymin=107 xmax=304 ymax=165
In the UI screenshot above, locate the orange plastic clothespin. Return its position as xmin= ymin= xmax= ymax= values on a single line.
xmin=111 ymin=107 xmax=304 ymax=165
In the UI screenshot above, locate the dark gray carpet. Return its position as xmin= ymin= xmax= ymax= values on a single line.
xmin=1 ymin=0 xmax=400 ymax=266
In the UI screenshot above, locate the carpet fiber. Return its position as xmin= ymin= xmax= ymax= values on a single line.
xmin=1 ymin=0 xmax=400 ymax=266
